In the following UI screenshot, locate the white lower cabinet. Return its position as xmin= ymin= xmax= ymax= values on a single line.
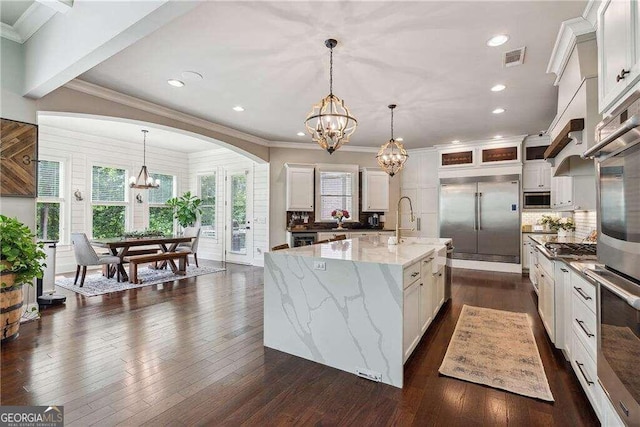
xmin=403 ymin=251 xmax=444 ymax=363
xmin=403 ymin=280 xmax=421 ymax=362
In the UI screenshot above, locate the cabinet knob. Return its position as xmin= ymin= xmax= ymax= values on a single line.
xmin=616 ymin=69 xmax=630 ymax=82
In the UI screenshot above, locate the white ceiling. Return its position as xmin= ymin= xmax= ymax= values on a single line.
xmin=0 ymin=1 xmax=34 ymax=26
xmin=80 ymin=1 xmax=586 ymax=149
xmin=38 ymin=115 xmax=225 ymax=153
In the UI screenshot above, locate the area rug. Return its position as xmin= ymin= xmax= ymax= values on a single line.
xmin=439 ymin=305 xmax=554 ymax=401
xmin=55 ymin=265 xmax=226 ymax=297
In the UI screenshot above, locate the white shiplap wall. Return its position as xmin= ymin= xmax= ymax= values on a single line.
xmin=39 ymin=127 xmax=190 ymax=273
xmin=187 ymin=149 xmax=269 ymax=266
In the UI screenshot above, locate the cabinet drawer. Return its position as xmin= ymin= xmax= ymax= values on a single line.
xmin=572 ymin=296 xmax=597 ymax=357
xmin=404 ymin=262 xmax=421 ymax=288
xmin=571 ymin=274 xmax=596 ymax=314
xmin=538 ymin=250 xmax=554 ymax=277
xmin=571 ymin=334 xmax=600 ymax=413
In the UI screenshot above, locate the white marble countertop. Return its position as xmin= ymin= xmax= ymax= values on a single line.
xmin=272 ymin=236 xmax=448 ymax=267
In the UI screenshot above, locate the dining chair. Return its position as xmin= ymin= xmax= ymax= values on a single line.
xmin=331 ymin=234 xmax=347 ymax=241
xmin=271 ymin=243 xmax=290 ymax=251
xmin=70 ymin=233 xmax=122 ymax=287
xmin=176 ymin=227 xmax=201 ymax=267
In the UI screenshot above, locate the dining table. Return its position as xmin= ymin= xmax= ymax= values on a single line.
xmin=91 ymin=235 xmax=193 ymax=282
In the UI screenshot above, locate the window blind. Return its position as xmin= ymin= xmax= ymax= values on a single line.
xmin=37 ymin=160 xmax=60 ymax=198
xmin=92 ymin=166 xmax=126 ymax=202
xmin=148 ymin=174 xmax=175 ymax=204
xmin=319 ymin=171 xmax=354 ymax=220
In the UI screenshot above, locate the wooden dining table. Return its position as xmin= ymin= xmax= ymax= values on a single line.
xmin=91 ymin=235 xmax=193 ymax=282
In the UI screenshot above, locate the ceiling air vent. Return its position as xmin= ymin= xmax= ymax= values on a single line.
xmin=503 ymin=47 xmax=526 ymax=67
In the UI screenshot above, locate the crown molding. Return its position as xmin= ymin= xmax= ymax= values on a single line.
xmin=269 ymin=140 xmax=380 ymax=153
xmin=63 ymin=79 xmax=270 ymax=147
xmin=0 ymin=22 xmax=22 ymax=43
xmin=546 ymin=5 xmax=597 ymax=86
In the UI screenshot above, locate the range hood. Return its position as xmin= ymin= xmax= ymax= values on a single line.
xmin=545 ymin=15 xmax=601 ymax=178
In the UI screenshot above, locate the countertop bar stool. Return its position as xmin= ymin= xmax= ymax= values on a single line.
xmin=271 ymin=243 xmax=290 ymax=251
xmin=71 ymin=233 xmax=122 ymax=287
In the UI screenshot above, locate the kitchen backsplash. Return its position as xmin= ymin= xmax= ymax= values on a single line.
xmin=573 ymin=210 xmax=597 ymax=240
xmin=522 ymin=211 xmax=559 ymax=227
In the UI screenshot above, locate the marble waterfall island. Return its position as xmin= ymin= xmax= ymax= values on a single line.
xmin=264 ymin=237 xmax=448 ymax=388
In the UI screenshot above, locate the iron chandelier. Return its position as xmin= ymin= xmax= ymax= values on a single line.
xmin=129 ymin=130 xmax=160 ymax=189
xmin=304 ymin=38 xmax=357 ymax=154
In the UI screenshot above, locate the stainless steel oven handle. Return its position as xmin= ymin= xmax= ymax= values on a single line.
xmin=583 ymin=269 xmax=640 ymax=310
xmin=582 ymin=114 xmax=639 ymax=159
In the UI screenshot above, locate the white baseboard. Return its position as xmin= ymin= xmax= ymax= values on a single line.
xmin=452 ymin=259 xmax=522 ymax=274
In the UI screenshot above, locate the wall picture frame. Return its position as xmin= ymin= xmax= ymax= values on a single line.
xmin=1 ymin=118 xmax=38 ymax=198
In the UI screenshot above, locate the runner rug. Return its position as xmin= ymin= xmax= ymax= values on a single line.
xmin=439 ymin=305 xmax=554 ymax=401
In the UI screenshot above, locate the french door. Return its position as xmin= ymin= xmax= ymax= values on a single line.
xmin=225 ymin=167 xmax=253 ymax=264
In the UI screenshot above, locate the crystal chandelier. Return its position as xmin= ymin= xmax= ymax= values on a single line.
xmin=304 ymin=39 xmax=357 ymax=154
xmin=129 ymin=130 xmax=160 ymax=189
xmin=377 ymin=104 xmax=408 ymax=177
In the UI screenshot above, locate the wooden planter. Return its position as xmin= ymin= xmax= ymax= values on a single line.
xmin=1 ymin=284 xmax=23 ymax=342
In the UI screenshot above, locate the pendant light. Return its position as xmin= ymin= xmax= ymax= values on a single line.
xmin=129 ymin=130 xmax=160 ymax=189
xmin=377 ymin=104 xmax=408 ymax=177
xmin=304 ymin=38 xmax=357 ymax=154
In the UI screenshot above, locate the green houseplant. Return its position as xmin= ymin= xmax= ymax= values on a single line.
xmin=0 ymin=215 xmax=46 ymax=341
xmin=166 ymin=191 xmax=203 ymax=229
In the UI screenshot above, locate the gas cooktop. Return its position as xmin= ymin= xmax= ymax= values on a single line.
xmin=544 ymin=242 xmax=597 ymax=259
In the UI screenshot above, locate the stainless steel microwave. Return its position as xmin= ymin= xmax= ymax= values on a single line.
xmin=523 ymin=192 xmax=551 ymax=209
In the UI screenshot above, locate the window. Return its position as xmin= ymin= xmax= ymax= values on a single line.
xmin=199 ymin=174 xmax=216 ymax=238
xmin=148 ymin=173 xmax=175 ymax=235
xmin=36 ymin=160 xmax=64 ymax=242
xmin=315 ymin=164 xmax=359 ymax=222
xmin=91 ymin=166 xmax=127 ymax=238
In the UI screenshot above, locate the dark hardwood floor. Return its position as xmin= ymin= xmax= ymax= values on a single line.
xmin=1 ymin=262 xmax=599 ymax=426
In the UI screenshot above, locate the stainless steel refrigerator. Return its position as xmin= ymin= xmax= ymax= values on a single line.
xmin=439 ymin=175 xmax=520 ymax=263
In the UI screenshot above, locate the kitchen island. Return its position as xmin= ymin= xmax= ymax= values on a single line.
xmin=264 ymin=236 xmax=451 ymax=388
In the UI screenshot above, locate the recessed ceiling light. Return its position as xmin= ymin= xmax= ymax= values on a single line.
xmin=181 ymin=71 xmax=203 ymax=81
xmin=297 ymin=132 xmax=305 ymax=136
xmin=451 ymin=140 xmax=460 ymax=144
xmin=487 ymin=34 xmax=509 ymax=47
xmin=167 ymin=79 xmax=185 ymax=88
xmin=492 ymin=108 xmax=506 ymax=114
xmin=494 ymin=135 xmax=503 ymax=139
xmin=396 ymin=137 xmax=404 ymax=142
xmin=233 ymin=106 xmax=245 ymax=112
xmin=491 ymin=84 xmax=506 ymax=92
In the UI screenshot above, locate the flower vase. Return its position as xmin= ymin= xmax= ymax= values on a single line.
xmin=557 ymin=229 xmax=572 ymax=238
xmin=336 ymin=220 xmax=344 ymax=230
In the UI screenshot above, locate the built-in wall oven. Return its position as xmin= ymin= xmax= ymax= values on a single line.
xmin=584 ymin=92 xmax=640 ymax=426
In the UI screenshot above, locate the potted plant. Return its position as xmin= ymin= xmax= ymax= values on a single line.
xmin=539 ymin=215 xmax=576 ymax=237
xmin=166 ymin=191 xmax=203 ymax=230
xmin=0 ymin=215 xmax=46 ymax=342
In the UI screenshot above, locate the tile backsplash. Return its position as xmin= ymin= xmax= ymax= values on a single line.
xmin=522 ymin=211 xmax=559 ymax=227
xmin=573 ymin=211 xmax=597 ymax=240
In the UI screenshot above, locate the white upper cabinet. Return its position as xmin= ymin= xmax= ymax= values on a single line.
xmin=523 ymin=163 xmax=552 ymax=191
xmin=285 ymin=163 xmax=314 ymax=211
xmin=362 ymin=168 xmax=389 ymax=212
xmin=598 ymin=0 xmax=640 ymax=114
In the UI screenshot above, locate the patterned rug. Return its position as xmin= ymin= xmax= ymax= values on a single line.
xmin=439 ymin=305 xmax=554 ymax=401
xmin=55 ymin=265 xmax=226 ymax=297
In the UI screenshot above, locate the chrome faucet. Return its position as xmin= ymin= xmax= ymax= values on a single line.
xmin=395 ymin=196 xmax=415 ymax=242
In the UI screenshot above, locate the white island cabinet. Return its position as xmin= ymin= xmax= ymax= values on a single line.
xmin=264 ymin=236 xmax=450 ymax=388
